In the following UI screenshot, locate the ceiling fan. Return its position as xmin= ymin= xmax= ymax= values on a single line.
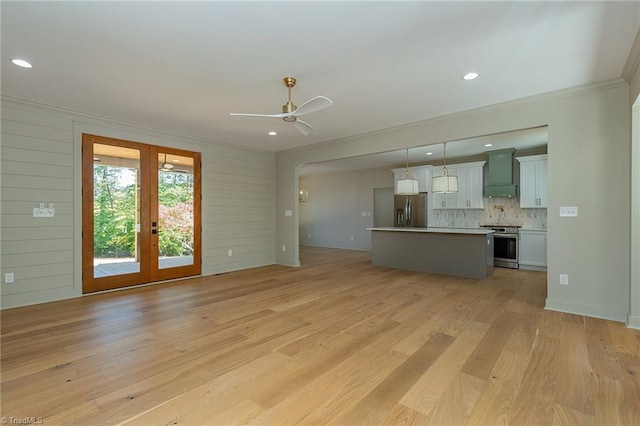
xmin=230 ymin=77 xmax=333 ymax=136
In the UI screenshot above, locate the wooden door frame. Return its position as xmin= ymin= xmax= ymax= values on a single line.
xmin=82 ymin=134 xmax=201 ymax=293
xmin=150 ymin=144 xmax=202 ymax=282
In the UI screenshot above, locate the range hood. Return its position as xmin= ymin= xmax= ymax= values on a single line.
xmin=484 ymin=148 xmax=518 ymax=197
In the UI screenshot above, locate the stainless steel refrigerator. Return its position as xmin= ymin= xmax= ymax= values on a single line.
xmin=394 ymin=192 xmax=427 ymax=227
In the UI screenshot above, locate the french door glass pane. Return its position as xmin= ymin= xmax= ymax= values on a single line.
xmin=92 ymin=143 xmax=141 ymax=278
xmin=157 ymin=152 xmax=195 ymax=269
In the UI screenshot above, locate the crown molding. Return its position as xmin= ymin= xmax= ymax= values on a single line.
xmin=0 ymin=95 xmax=272 ymax=155
xmin=279 ymin=78 xmax=628 ymax=156
xmin=623 ymin=28 xmax=640 ymax=84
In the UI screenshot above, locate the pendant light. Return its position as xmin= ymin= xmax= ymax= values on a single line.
xmin=396 ymin=148 xmax=419 ymax=195
xmin=432 ymin=142 xmax=458 ymax=193
xmin=160 ymin=153 xmax=174 ymax=170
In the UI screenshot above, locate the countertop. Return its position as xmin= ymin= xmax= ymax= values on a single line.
xmin=366 ymin=227 xmax=494 ymax=235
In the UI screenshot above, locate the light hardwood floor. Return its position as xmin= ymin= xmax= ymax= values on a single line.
xmin=2 ymin=247 xmax=639 ymax=425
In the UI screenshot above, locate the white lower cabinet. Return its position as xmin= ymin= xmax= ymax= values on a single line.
xmin=519 ymin=230 xmax=547 ymax=271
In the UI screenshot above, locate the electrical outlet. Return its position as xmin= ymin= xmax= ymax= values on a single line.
xmin=559 ymin=274 xmax=569 ymax=285
xmin=5 ymin=273 xmax=14 ymax=284
xmin=350 ymin=236 xmax=354 ymax=241
xmin=227 ymin=249 xmax=232 ymax=257
xmin=282 ymin=245 xmax=286 ymax=252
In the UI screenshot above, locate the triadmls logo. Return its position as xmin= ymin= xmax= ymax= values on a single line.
xmin=1 ymin=417 xmax=44 ymax=425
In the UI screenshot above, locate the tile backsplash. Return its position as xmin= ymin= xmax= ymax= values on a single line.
xmin=430 ymin=196 xmax=547 ymax=229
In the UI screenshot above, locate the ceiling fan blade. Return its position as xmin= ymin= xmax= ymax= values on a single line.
xmin=294 ymin=119 xmax=314 ymax=136
xmin=291 ymin=96 xmax=333 ymax=116
xmin=229 ymin=112 xmax=289 ymax=118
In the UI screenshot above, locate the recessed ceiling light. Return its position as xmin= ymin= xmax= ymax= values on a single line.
xmin=426 ymin=152 xmax=433 ymax=156
xmin=484 ymin=143 xmax=493 ymax=147
xmin=268 ymin=131 xmax=277 ymax=136
xmin=172 ymin=159 xmax=180 ymax=163
xmin=11 ymin=59 xmax=32 ymax=68
xmin=462 ymin=72 xmax=478 ymax=81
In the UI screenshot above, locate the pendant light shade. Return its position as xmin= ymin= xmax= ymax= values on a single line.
xmin=432 ymin=142 xmax=458 ymax=193
xmin=396 ymin=148 xmax=419 ymax=195
xmin=396 ymin=176 xmax=419 ymax=195
xmin=432 ymin=174 xmax=458 ymax=193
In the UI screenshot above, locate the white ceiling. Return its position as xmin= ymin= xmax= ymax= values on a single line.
xmin=1 ymin=2 xmax=638 ymax=154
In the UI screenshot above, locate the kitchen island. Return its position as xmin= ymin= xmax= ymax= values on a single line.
xmin=367 ymin=227 xmax=494 ymax=279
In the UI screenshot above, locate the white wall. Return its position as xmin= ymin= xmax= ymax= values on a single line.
xmin=276 ymin=80 xmax=631 ymax=323
xmin=299 ymin=168 xmax=393 ymax=251
xmin=0 ymin=98 xmax=275 ymax=309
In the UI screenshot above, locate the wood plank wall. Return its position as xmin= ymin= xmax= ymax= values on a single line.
xmin=1 ymin=105 xmax=76 ymax=302
xmin=0 ymin=100 xmax=276 ymax=308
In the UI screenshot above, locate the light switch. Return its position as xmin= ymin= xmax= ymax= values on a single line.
xmin=284 ymin=210 xmax=293 ymax=217
xmin=34 ymin=202 xmax=55 ymax=217
xmin=559 ymin=206 xmax=578 ymax=217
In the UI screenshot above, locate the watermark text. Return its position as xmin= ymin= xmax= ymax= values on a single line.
xmin=1 ymin=417 xmax=44 ymax=425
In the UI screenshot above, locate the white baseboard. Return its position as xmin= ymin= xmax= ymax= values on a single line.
xmin=519 ymin=264 xmax=547 ymax=272
xmin=627 ymin=314 xmax=640 ymax=329
xmin=545 ymin=298 xmax=628 ymax=323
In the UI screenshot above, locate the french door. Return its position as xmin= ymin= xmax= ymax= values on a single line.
xmin=82 ymin=134 xmax=201 ymax=293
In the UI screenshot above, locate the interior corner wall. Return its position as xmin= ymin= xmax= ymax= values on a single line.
xmin=630 ymin=96 xmax=640 ymax=329
xmin=629 ymin=59 xmax=640 ymax=328
xmin=276 ymin=80 xmax=631 ymax=323
xmin=299 ymin=168 xmax=393 ymax=251
xmin=0 ymin=98 xmax=276 ymax=309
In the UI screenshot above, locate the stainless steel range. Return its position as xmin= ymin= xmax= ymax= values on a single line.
xmin=480 ymin=225 xmax=520 ymax=269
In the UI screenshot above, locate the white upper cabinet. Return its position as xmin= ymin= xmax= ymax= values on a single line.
xmin=517 ymin=155 xmax=547 ymax=208
xmin=458 ymin=164 xmax=484 ymax=209
xmin=392 ymin=161 xmax=484 ymax=209
xmin=432 ymin=161 xmax=485 ymax=209
xmin=414 ymin=168 xmax=430 ymax=193
xmin=432 ymin=186 xmax=457 ymax=209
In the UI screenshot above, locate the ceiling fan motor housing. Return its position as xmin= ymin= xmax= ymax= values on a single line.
xmin=282 ymin=76 xmax=298 ymax=120
xmin=282 ymin=101 xmax=297 ymax=120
